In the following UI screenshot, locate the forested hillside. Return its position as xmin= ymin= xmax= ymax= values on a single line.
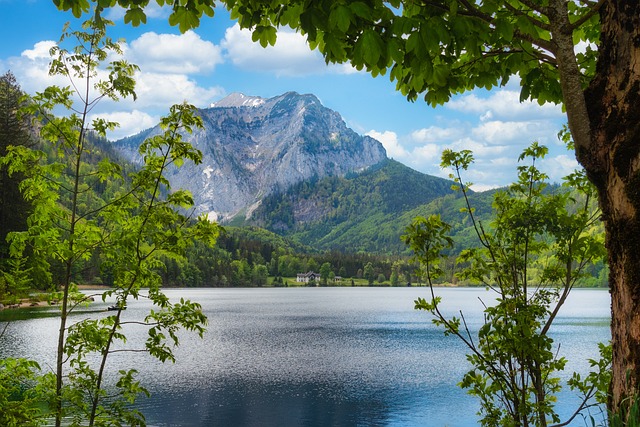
xmin=246 ymin=158 xmax=456 ymax=253
xmin=114 ymin=91 xmax=387 ymax=221
xmin=0 ymin=71 xmax=606 ymax=294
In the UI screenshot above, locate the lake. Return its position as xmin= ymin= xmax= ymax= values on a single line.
xmin=0 ymin=287 xmax=611 ymax=426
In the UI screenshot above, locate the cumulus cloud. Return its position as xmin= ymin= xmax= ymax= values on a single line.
xmin=413 ymin=143 xmax=440 ymax=163
xmin=5 ymin=33 xmax=225 ymax=138
xmin=472 ymin=120 xmax=552 ymax=145
xmin=105 ymin=3 xmax=169 ymax=21
xmin=411 ymin=125 xmax=465 ymax=143
xmin=540 ymin=154 xmax=581 ymax=183
xmin=3 ymin=42 xmax=68 ymax=94
xmin=448 ymin=90 xmax=563 ymax=120
xmin=89 ymin=110 xmax=158 ymax=140
xmin=369 ymin=114 xmax=567 ymax=190
xmin=21 ymin=41 xmax=56 ymax=60
xmin=221 ymin=24 xmax=351 ymax=77
xmin=126 ymin=31 xmax=223 ymax=74
xmin=448 ymin=137 xmax=511 ymax=158
xmin=129 ymin=71 xmax=224 ymax=110
xmin=384 ymin=86 xmax=569 ymax=189
xmin=366 ymin=130 xmax=407 ymax=159
xmin=367 ymin=129 xmax=442 ymax=174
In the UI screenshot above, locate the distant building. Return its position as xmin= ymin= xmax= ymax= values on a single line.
xmin=296 ymin=272 xmax=343 ymax=285
xmin=296 ymin=272 xmax=321 ymax=283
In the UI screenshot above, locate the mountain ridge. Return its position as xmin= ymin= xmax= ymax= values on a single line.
xmin=114 ymin=91 xmax=387 ymax=221
xmin=244 ymin=158 xmax=457 ymax=253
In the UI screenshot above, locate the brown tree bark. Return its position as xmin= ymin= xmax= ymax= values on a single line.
xmin=582 ymin=0 xmax=640 ymax=416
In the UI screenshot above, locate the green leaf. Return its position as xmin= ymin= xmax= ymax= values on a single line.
xmin=329 ymin=5 xmax=352 ymax=33
xmin=324 ymin=32 xmax=347 ymax=61
xmin=349 ymin=2 xmax=371 ymax=19
xmin=494 ymin=17 xmax=514 ymax=42
xmin=252 ymin=25 xmax=277 ymax=48
xmin=124 ymin=7 xmax=147 ymax=26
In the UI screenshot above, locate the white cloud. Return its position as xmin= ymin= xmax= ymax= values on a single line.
xmin=366 ymin=130 xmax=407 ymax=159
xmin=5 ymin=34 xmax=226 ymax=138
xmin=540 ymin=154 xmax=581 ymax=183
xmin=480 ymin=110 xmax=493 ymax=121
xmin=449 ymin=137 xmax=511 ymax=158
xmin=367 ymin=129 xmax=442 ymax=174
xmin=129 ymin=71 xmax=224 ymax=109
xmin=411 ymin=126 xmax=465 ymax=143
xmin=126 ymin=31 xmax=223 ymax=74
xmin=90 ymin=110 xmax=158 ymax=140
xmin=21 ymin=41 xmax=56 ymax=60
xmin=413 ymin=143 xmax=440 ymax=162
xmin=448 ymin=90 xmax=563 ymax=120
xmin=221 ymin=25 xmax=350 ymax=77
xmin=353 ymin=85 xmax=567 ymax=189
xmin=105 ymin=3 xmax=169 ymax=21
xmin=4 ymin=43 xmax=68 ymax=95
xmin=472 ymin=120 xmax=552 ymax=145
xmin=575 ymin=40 xmax=597 ymax=55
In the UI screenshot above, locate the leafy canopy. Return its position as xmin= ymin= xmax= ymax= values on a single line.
xmin=53 ymin=0 xmax=600 ymax=107
xmin=404 ymin=142 xmax=607 ymax=426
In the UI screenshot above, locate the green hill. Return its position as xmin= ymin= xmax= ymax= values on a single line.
xmin=244 ymin=159 xmax=462 ymax=253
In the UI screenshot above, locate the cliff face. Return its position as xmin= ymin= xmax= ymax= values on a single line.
xmin=114 ymin=92 xmax=387 ymax=221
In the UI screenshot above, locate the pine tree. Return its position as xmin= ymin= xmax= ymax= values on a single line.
xmin=0 ymin=71 xmax=33 ymax=262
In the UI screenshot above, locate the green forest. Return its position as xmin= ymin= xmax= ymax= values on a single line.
xmin=0 ymin=67 xmax=608 ymax=304
xmin=2 ymin=0 xmax=636 ymax=425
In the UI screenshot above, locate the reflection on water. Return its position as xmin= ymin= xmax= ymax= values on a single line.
xmin=0 ymin=287 xmax=611 ymax=426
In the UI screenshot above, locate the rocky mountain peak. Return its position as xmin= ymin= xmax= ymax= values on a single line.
xmin=115 ymin=91 xmax=387 ymax=222
xmin=211 ymin=93 xmax=266 ymax=108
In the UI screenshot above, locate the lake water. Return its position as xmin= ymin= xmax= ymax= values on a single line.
xmin=1 ymin=287 xmax=611 ymax=426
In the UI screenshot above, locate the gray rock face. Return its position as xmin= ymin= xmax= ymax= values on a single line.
xmin=114 ymin=91 xmax=387 ymax=221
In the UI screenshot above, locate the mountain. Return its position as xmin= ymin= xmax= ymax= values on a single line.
xmin=114 ymin=91 xmax=387 ymax=221
xmin=243 ymin=158 xmax=458 ymax=253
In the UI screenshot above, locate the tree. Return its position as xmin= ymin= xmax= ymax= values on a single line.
xmin=0 ymin=358 xmax=44 ymax=426
xmin=253 ymin=264 xmax=268 ymax=287
xmin=52 ymin=0 xmax=640 ymax=416
xmin=338 ymin=266 xmax=347 ymax=278
xmin=390 ymin=263 xmax=400 ymax=287
xmin=307 ymin=258 xmax=318 ymax=273
xmin=231 ymin=259 xmax=249 ymax=286
xmin=363 ymin=262 xmax=375 ymax=286
xmin=0 ymin=72 xmax=33 ymax=268
xmin=3 ymin=14 xmax=218 ymax=426
xmin=319 ymin=262 xmax=332 ymax=286
xmin=404 ymin=144 xmax=608 ymax=426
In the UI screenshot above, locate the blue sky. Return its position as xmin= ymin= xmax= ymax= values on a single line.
xmin=0 ymin=0 xmax=577 ymax=190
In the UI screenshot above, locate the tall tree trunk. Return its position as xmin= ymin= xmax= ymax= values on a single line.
xmin=582 ymin=0 xmax=640 ymax=416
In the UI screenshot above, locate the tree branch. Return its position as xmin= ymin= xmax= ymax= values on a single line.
xmin=569 ymin=0 xmax=605 ymax=31
xmin=517 ymin=0 xmax=547 ymax=14
xmin=502 ymin=1 xmax=551 ymax=32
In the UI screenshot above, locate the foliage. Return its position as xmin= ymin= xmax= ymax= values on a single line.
xmin=0 ymin=357 xmax=47 ymax=427
xmin=404 ymin=143 xmax=608 ymax=427
xmin=52 ymin=0 xmax=640 ymax=416
xmin=51 ymin=0 xmax=600 ymax=108
xmin=1 ymin=13 xmax=218 ymax=427
xmin=609 ymin=393 xmax=640 ymax=427
xmin=250 ymin=158 xmax=455 ymax=253
xmin=319 ymin=262 xmax=332 ymax=285
xmin=0 ymin=72 xmax=35 ymax=300
xmin=363 ymin=262 xmax=375 ymax=285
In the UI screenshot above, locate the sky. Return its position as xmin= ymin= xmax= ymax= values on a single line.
xmin=0 ymin=0 xmax=578 ymax=190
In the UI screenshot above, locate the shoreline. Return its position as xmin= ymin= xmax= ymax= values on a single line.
xmin=1 ymin=285 xmax=109 ymax=311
